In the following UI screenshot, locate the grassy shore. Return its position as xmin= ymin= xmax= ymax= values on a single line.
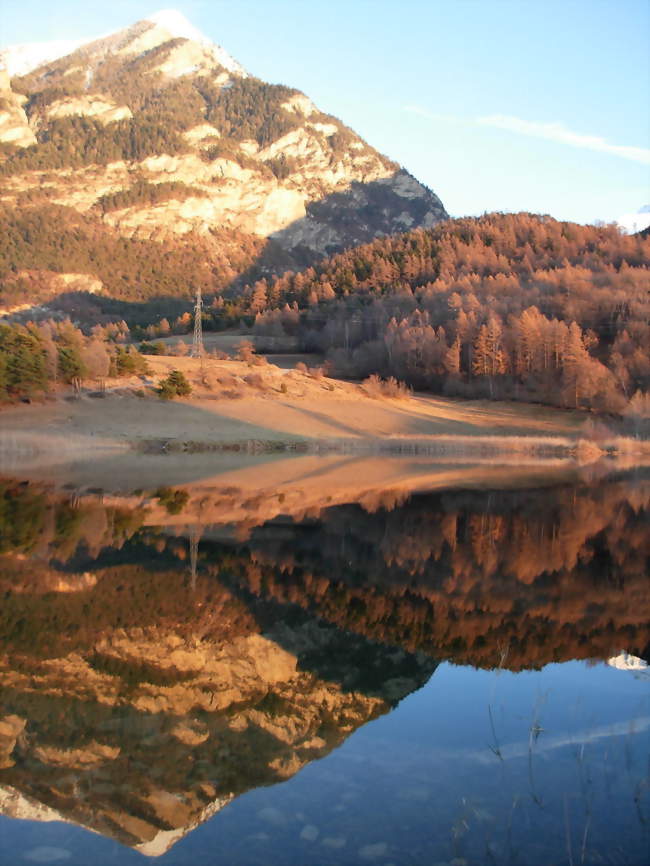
xmin=1 ymin=354 xmax=648 ymax=491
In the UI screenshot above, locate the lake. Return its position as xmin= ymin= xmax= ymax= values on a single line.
xmin=0 ymin=470 xmax=648 ymax=865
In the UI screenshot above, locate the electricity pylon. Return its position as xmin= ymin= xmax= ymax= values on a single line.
xmin=189 ymin=524 xmax=201 ymax=592
xmin=190 ymin=287 xmax=204 ymax=358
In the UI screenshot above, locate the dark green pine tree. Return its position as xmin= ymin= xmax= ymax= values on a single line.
xmin=0 ymin=326 xmax=48 ymax=398
xmin=57 ymin=345 xmax=87 ymax=384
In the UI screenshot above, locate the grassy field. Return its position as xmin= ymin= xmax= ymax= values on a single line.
xmin=1 ymin=353 xmax=646 ymax=493
xmin=1 ymin=352 xmax=588 ymax=443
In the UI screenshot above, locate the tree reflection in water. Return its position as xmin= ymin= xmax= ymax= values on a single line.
xmin=0 ymin=475 xmax=647 ymax=862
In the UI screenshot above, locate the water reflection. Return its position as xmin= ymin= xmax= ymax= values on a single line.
xmin=0 ymin=474 xmax=648 ymax=864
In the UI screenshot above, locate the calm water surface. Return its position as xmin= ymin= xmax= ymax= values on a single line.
xmin=0 ymin=474 xmax=648 ymax=865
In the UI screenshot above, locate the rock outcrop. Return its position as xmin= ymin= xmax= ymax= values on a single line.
xmin=0 ymin=66 xmax=36 ymax=148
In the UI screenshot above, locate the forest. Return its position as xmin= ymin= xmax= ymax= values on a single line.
xmin=245 ymin=213 xmax=650 ymax=413
xmin=94 ymin=180 xmax=207 ymax=213
xmin=2 ymin=60 xmax=309 ymax=176
xmin=0 ymin=115 xmax=187 ymax=175
xmin=1 ymin=211 xmax=648 ymax=417
xmin=0 ymin=202 xmax=267 ymax=308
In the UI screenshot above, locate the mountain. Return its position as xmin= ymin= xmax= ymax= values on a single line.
xmin=0 ymin=609 xmax=436 ymax=854
xmin=0 ymin=10 xmax=447 ymax=316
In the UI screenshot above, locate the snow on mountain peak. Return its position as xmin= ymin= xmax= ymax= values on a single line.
xmin=145 ymin=9 xmax=208 ymax=43
xmin=0 ymin=10 xmax=246 ymax=79
xmin=144 ymin=9 xmax=246 ymax=75
xmin=0 ymin=38 xmax=91 ymax=78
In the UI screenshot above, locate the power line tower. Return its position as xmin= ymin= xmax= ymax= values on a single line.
xmin=189 ymin=524 xmax=201 ymax=593
xmin=191 ymin=287 xmax=204 ymax=359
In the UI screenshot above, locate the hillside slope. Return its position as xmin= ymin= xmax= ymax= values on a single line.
xmin=250 ymin=213 xmax=650 ymax=412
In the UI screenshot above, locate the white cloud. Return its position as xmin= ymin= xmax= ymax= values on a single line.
xmin=478 ymin=114 xmax=650 ymax=165
xmin=404 ymin=105 xmax=650 ymax=166
xmin=420 ymin=715 xmax=650 ymax=767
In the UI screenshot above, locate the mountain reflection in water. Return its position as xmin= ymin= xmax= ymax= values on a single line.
xmin=0 ymin=474 xmax=648 ymax=865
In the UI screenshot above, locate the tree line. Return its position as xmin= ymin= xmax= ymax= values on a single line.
xmin=0 ymin=319 xmax=148 ymax=401
xmin=246 ymin=212 xmax=649 ymax=414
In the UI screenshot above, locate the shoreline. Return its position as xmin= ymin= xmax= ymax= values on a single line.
xmin=132 ymin=432 xmax=649 ymax=460
xmin=1 ymin=355 xmax=648 ymax=489
xmin=2 ymin=457 xmax=648 ymax=532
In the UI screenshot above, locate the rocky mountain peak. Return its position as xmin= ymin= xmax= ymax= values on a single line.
xmin=143 ymin=8 xmax=246 ymax=74
xmin=0 ymin=9 xmax=245 ymax=81
xmin=0 ymin=11 xmax=447 ymax=315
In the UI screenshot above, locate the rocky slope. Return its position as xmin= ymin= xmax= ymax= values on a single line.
xmin=0 ymin=11 xmax=447 ymax=313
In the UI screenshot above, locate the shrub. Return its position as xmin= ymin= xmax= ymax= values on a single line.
xmin=235 ymin=339 xmax=256 ymax=364
xmin=266 ymin=153 xmax=299 ymax=179
xmin=158 ymin=369 xmax=192 ymax=400
xmin=155 ymin=486 xmax=189 ymax=514
xmin=139 ymin=341 xmax=167 ymax=355
xmin=244 ymin=372 xmax=266 ymax=390
xmin=363 ymin=374 xmax=411 ymax=399
xmin=111 ymin=347 xmax=150 ymax=377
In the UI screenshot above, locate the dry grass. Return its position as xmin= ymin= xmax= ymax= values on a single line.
xmin=2 ymin=353 xmax=649 ymax=473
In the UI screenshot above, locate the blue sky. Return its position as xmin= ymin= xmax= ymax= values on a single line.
xmin=1 ymin=0 xmax=648 ymax=225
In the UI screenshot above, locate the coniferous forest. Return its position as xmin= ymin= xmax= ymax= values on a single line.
xmin=247 ymin=213 xmax=650 ymax=413
xmin=1 ymin=212 xmax=649 ymax=418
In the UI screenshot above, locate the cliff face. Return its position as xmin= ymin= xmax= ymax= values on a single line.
xmin=0 ymin=67 xmax=36 ymax=148
xmin=0 ymin=12 xmax=447 ymax=310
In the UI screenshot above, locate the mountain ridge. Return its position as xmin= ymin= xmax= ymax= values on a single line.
xmin=0 ymin=9 xmax=245 ymax=77
xmin=0 ymin=10 xmax=447 ymax=314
